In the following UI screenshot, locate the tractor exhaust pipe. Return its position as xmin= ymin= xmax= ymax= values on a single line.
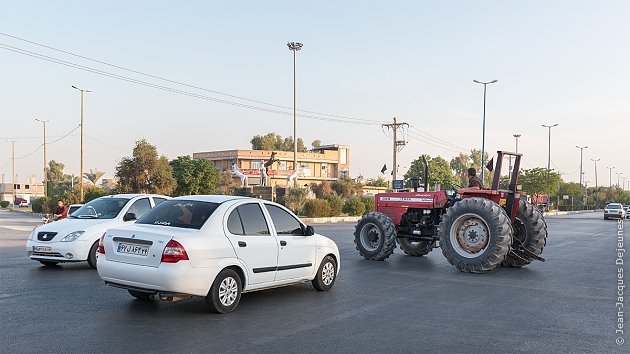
xmin=422 ymin=155 xmax=429 ymax=192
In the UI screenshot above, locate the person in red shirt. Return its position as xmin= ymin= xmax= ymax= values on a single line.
xmin=54 ymin=200 xmax=69 ymax=219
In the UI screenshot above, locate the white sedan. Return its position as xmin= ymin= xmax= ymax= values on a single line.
xmin=97 ymin=195 xmax=340 ymax=314
xmin=26 ymin=194 xmax=169 ymax=268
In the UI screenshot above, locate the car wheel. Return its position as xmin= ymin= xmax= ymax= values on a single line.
xmin=38 ymin=260 xmax=59 ymax=267
xmin=312 ymin=255 xmax=337 ymax=291
xmin=128 ymin=290 xmax=153 ymax=301
xmin=87 ymin=241 xmax=99 ymax=269
xmin=205 ymin=268 xmax=242 ymax=314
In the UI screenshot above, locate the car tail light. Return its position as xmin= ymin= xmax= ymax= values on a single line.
xmin=98 ymin=234 xmax=105 ymax=254
xmin=161 ymin=240 xmax=189 ymax=263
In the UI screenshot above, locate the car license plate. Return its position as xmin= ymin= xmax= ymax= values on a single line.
xmin=33 ymin=246 xmax=51 ymax=253
xmin=117 ymin=243 xmax=149 ymax=256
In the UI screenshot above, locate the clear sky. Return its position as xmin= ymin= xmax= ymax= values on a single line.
xmin=1 ymin=0 xmax=628 ymax=188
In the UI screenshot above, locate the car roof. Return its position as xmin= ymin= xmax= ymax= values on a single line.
xmin=98 ymin=194 xmax=168 ymax=199
xmin=170 ymin=195 xmax=250 ymax=203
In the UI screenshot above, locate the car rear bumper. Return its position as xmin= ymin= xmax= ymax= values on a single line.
xmin=604 ymin=213 xmax=624 ymax=219
xmin=97 ymin=257 xmax=217 ymax=297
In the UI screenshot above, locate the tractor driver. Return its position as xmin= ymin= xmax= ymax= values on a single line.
xmin=466 ymin=168 xmax=483 ymax=190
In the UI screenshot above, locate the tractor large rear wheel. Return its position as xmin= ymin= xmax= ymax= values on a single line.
xmin=502 ymin=200 xmax=547 ymax=267
xmin=398 ymin=238 xmax=433 ymax=257
xmin=438 ymin=198 xmax=512 ymax=273
xmin=354 ymin=212 xmax=397 ymax=261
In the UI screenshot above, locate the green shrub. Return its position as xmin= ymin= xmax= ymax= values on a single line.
xmin=303 ymin=199 xmax=331 ymax=218
xmin=361 ymin=195 xmax=375 ymax=213
xmin=0 ymin=200 xmax=9 ymax=208
xmin=324 ymin=192 xmax=344 ymax=216
xmin=31 ymin=197 xmax=49 ymax=213
xmin=84 ymin=186 xmax=108 ymax=202
xmin=282 ymin=187 xmax=309 ymax=215
xmin=343 ymin=196 xmax=366 ymax=216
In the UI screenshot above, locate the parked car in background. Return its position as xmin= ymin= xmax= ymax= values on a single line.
xmin=97 ymin=195 xmax=340 ymax=314
xmin=604 ymin=203 xmax=625 ymax=220
xmin=26 ymin=194 xmax=170 ymax=268
xmin=624 ymin=205 xmax=630 ymax=219
xmin=68 ymin=204 xmax=83 ymax=216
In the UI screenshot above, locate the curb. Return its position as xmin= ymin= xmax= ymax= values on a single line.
xmin=544 ymin=210 xmax=596 ymax=216
xmin=301 ymin=216 xmax=361 ymax=224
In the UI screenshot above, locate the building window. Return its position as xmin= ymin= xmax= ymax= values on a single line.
xmin=279 ymin=161 xmax=287 ymax=170
xmin=25 ymin=185 xmax=30 ymax=190
xmin=340 ymin=168 xmax=348 ymax=179
xmin=14 ymin=184 xmax=20 ymax=189
xmin=252 ymin=161 xmax=262 ymax=170
xmin=340 ymin=148 xmax=347 ymax=164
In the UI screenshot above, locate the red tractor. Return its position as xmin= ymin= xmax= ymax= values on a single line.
xmin=354 ymin=151 xmax=547 ymax=273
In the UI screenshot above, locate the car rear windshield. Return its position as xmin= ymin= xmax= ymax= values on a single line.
xmin=608 ymin=204 xmax=622 ymax=209
xmin=70 ymin=198 xmax=130 ymax=219
xmin=136 ymin=200 xmax=219 ymax=230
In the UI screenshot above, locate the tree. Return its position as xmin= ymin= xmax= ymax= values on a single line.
xmin=520 ymin=168 xmax=561 ymax=196
xmin=311 ymin=140 xmax=322 ymax=149
xmin=366 ymin=176 xmax=389 ymax=187
xmin=170 ymin=156 xmax=218 ymax=196
xmin=46 ymin=160 xmax=80 ymax=199
xmin=115 ymin=139 xmax=176 ymax=195
xmin=83 ymin=168 xmax=105 ymax=185
xmin=215 ymin=171 xmax=238 ymax=195
xmin=450 ymin=152 xmax=470 ymax=187
xmin=84 ymin=186 xmax=108 ymax=202
xmin=404 ymin=155 xmax=457 ymax=190
xmin=469 ymin=149 xmax=491 ymax=187
xmin=250 ymin=132 xmax=307 ymax=152
xmin=283 ymin=187 xmax=309 ymax=215
xmin=332 ymin=178 xmax=362 ymax=198
xmin=343 ymin=197 xmax=366 ymax=216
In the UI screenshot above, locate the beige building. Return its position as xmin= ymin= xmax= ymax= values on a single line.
xmin=193 ymin=144 xmax=350 ymax=187
xmin=0 ymin=176 xmax=45 ymax=204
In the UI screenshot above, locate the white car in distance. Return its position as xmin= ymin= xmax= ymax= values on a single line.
xmin=97 ymin=195 xmax=340 ymax=314
xmin=26 ymin=194 xmax=169 ymax=268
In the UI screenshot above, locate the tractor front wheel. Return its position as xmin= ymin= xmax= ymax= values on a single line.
xmin=354 ymin=212 xmax=397 ymax=261
xmin=502 ymin=200 xmax=547 ymax=267
xmin=398 ymin=238 xmax=433 ymax=257
xmin=438 ymin=198 xmax=512 ymax=273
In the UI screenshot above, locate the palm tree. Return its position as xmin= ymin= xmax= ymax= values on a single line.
xmin=83 ymin=169 xmax=105 ymax=186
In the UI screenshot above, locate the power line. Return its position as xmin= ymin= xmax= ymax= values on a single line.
xmin=408 ymin=124 xmax=470 ymax=151
xmin=84 ymin=134 xmax=127 ymax=152
xmin=406 ymin=130 xmax=466 ymax=154
xmin=0 ymin=33 xmax=385 ymax=125
xmin=14 ymin=125 xmax=79 ymax=160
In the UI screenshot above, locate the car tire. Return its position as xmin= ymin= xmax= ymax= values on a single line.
xmin=128 ymin=290 xmax=153 ymax=301
xmin=38 ymin=260 xmax=59 ymax=267
xmin=312 ymin=255 xmax=337 ymax=291
xmin=205 ymin=268 xmax=242 ymax=314
xmin=87 ymin=241 xmax=99 ymax=269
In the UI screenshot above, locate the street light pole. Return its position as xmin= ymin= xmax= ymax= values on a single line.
xmin=35 ymin=118 xmax=50 ymax=198
xmin=607 ymin=167 xmax=615 ymax=188
xmin=508 ymin=134 xmax=521 ymax=182
xmin=591 ymin=158 xmax=600 ymax=209
xmin=576 ymin=145 xmax=588 ymax=187
xmin=287 ymin=42 xmax=303 ymax=187
xmin=542 ymin=124 xmax=558 ymax=171
xmin=616 ymin=172 xmax=623 ymax=187
xmin=71 ymin=85 xmax=92 ymax=202
xmin=7 ymin=140 xmax=16 ymax=207
xmin=473 ymin=79 xmax=498 ymax=184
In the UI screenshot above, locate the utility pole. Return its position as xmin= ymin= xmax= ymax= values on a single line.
xmin=542 ymin=124 xmax=558 ymax=170
xmin=35 ymin=118 xmax=50 ymax=197
xmin=382 ymin=117 xmax=408 ymax=184
xmin=576 ymin=145 xmax=588 ymax=187
xmin=7 ymin=140 xmax=16 ymax=207
xmin=473 ymin=79 xmax=498 ymax=184
xmin=72 ymin=85 xmax=92 ymax=202
xmin=591 ymin=158 xmax=599 ymax=209
xmin=607 ymin=166 xmax=615 ymax=188
xmin=287 ymin=42 xmax=303 ymax=187
xmin=616 ymin=172 xmax=623 ymax=187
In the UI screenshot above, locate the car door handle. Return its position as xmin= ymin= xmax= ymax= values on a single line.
xmin=280 ymin=240 xmax=287 ymax=246
xmin=238 ymin=241 xmax=247 ymax=247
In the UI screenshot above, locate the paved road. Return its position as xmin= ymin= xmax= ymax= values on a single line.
xmin=0 ymin=209 xmax=626 ymax=353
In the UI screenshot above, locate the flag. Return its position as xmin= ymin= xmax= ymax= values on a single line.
xmin=381 ymin=164 xmax=387 ymax=174
xmin=486 ymin=158 xmax=494 ymax=172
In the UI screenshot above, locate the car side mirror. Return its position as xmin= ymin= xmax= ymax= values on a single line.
xmin=305 ymin=225 xmax=315 ymax=236
xmin=123 ymin=212 xmax=137 ymax=222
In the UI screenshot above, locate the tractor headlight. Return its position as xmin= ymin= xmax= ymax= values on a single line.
xmin=61 ymin=231 xmax=85 ymax=242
